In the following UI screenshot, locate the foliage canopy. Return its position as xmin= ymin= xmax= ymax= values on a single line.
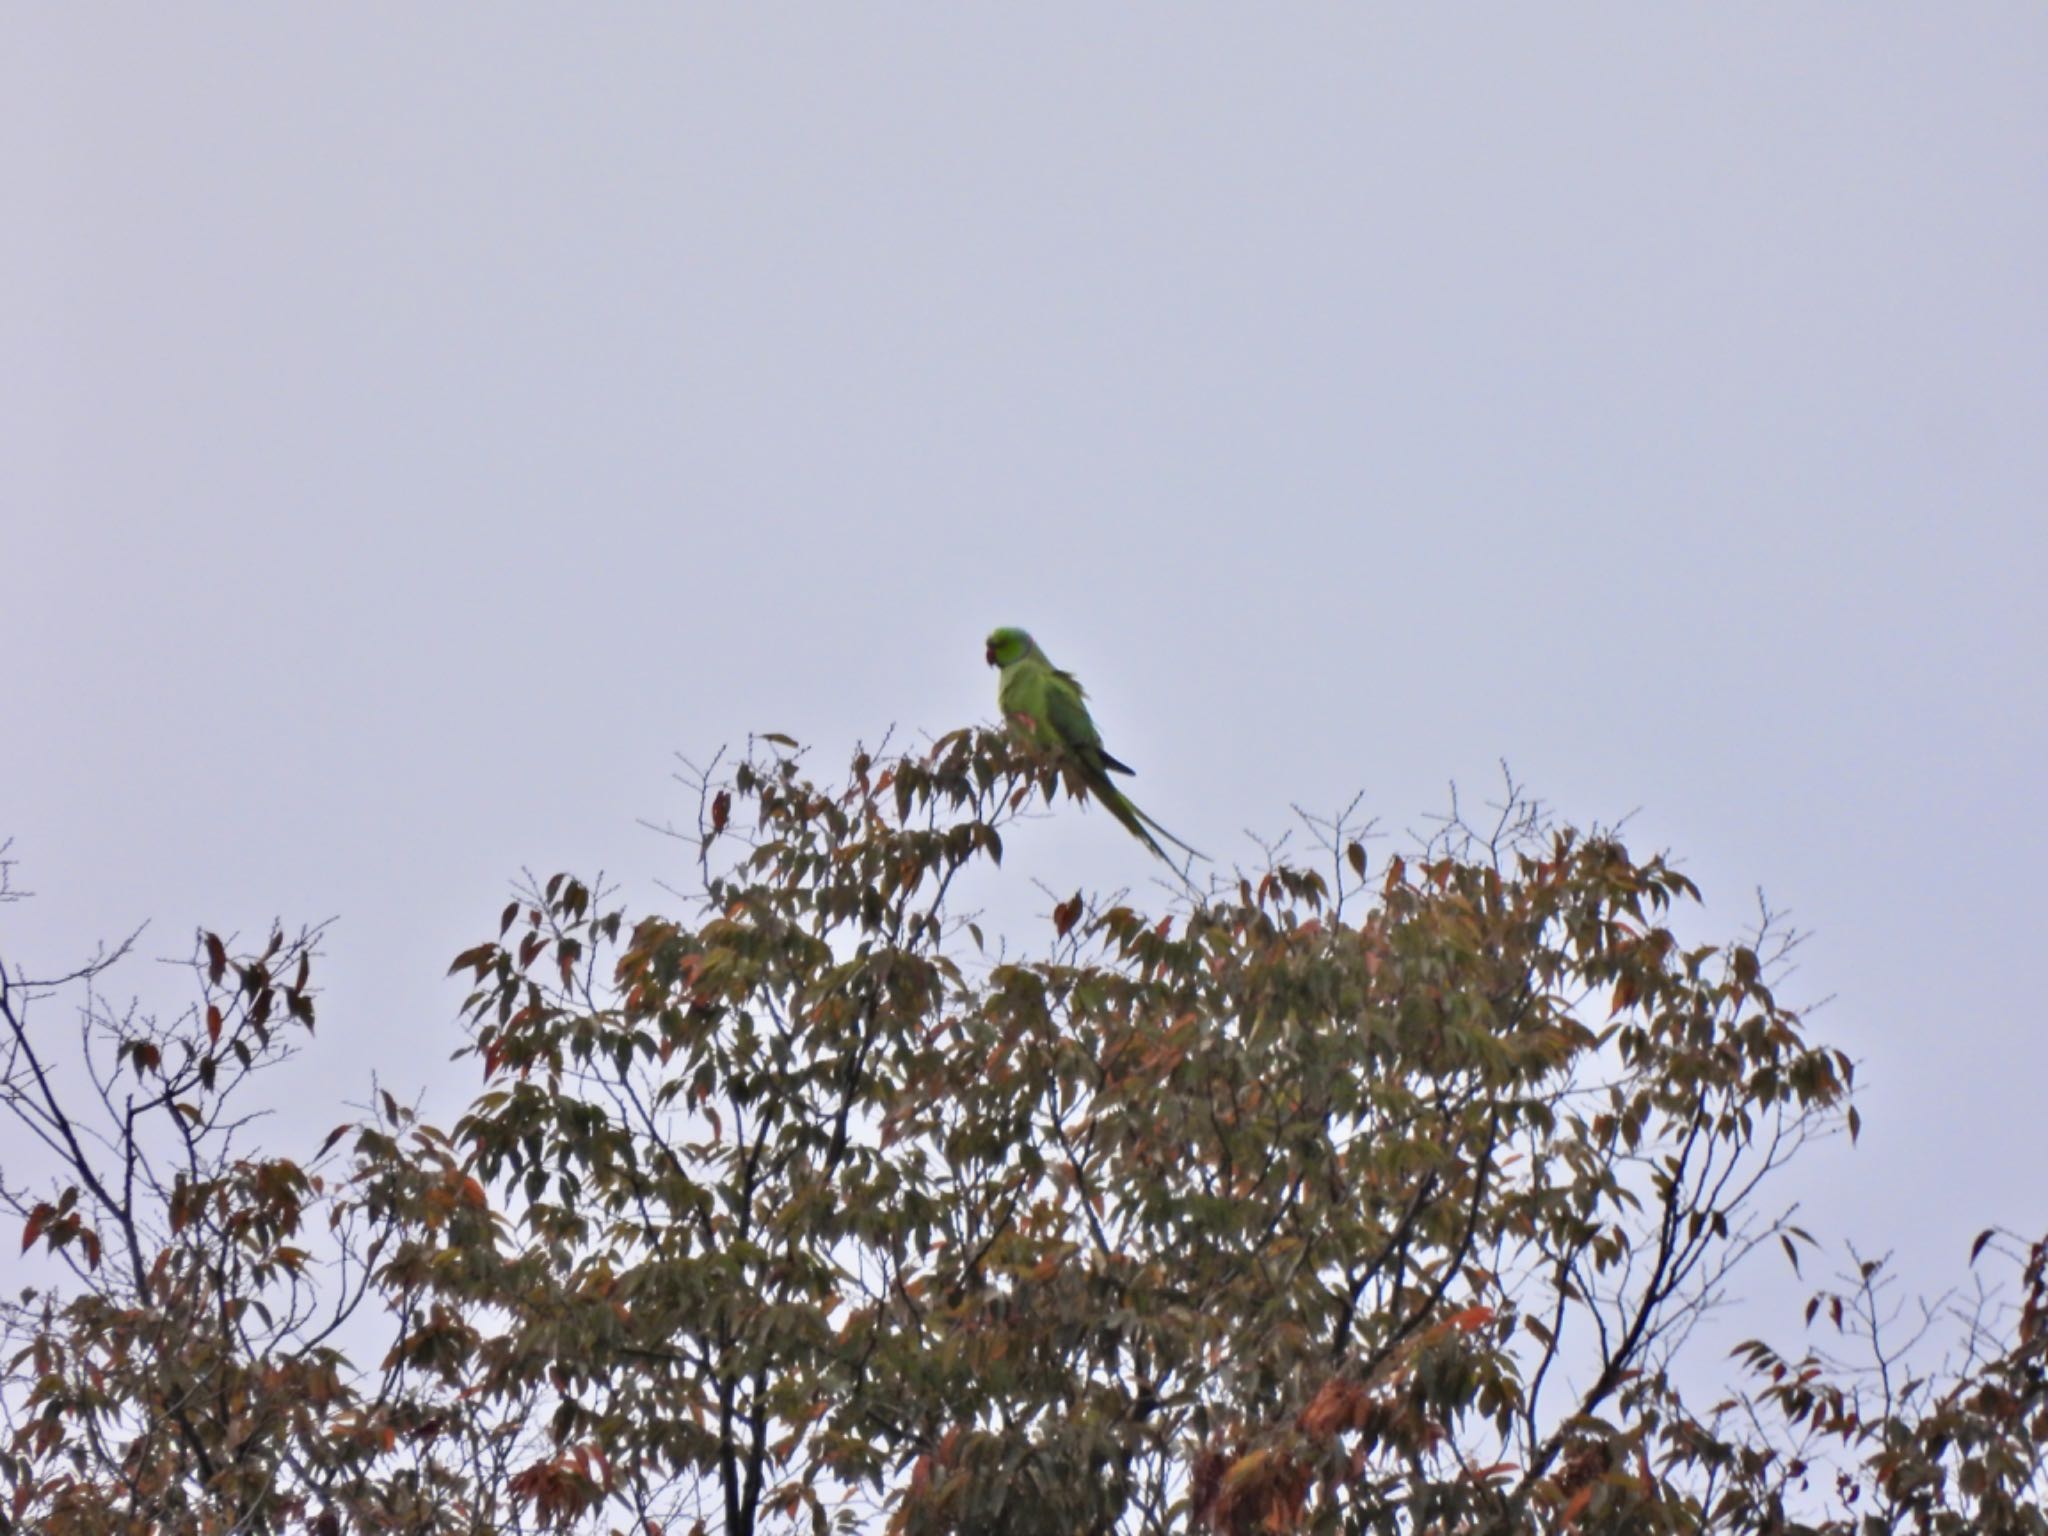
xmin=2 ymin=736 xmax=2042 ymax=1534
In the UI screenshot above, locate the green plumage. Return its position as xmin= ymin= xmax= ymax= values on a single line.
xmin=984 ymin=627 xmax=1205 ymax=866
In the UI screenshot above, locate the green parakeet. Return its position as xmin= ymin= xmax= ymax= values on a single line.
xmin=984 ymin=626 xmax=1206 ymax=866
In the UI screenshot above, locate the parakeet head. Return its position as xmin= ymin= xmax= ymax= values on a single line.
xmin=985 ymin=627 xmax=1035 ymax=667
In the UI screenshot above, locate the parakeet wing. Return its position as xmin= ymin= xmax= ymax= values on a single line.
xmin=1041 ymin=672 xmax=1135 ymax=775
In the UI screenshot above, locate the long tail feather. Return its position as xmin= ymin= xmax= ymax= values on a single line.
xmin=1128 ymin=796 xmax=1207 ymax=861
xmin=1101 ymin=786 xmax=1170 ymax=863
xmin=1084 ymin=769 xmax=1207 ymax=865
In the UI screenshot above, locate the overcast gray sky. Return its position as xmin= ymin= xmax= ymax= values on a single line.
xmin=5 ymin=7 xmax=2044 ymax=1318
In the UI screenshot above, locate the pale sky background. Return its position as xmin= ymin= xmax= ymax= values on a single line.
xmin=5 ymin=7 xmax=2044 ymax=1337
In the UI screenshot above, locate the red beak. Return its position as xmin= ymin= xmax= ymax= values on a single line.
xmin=984 ymin=645 xmax=996 ymax=665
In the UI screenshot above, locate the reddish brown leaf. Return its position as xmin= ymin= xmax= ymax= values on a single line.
xmin=448 ymin=943 xmax=497 ymax=979
xmin=1054 ymin=892 xmax=1083 ymax=939
xmin=1299 ymin=1379 xmax=1362 ymax=1438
